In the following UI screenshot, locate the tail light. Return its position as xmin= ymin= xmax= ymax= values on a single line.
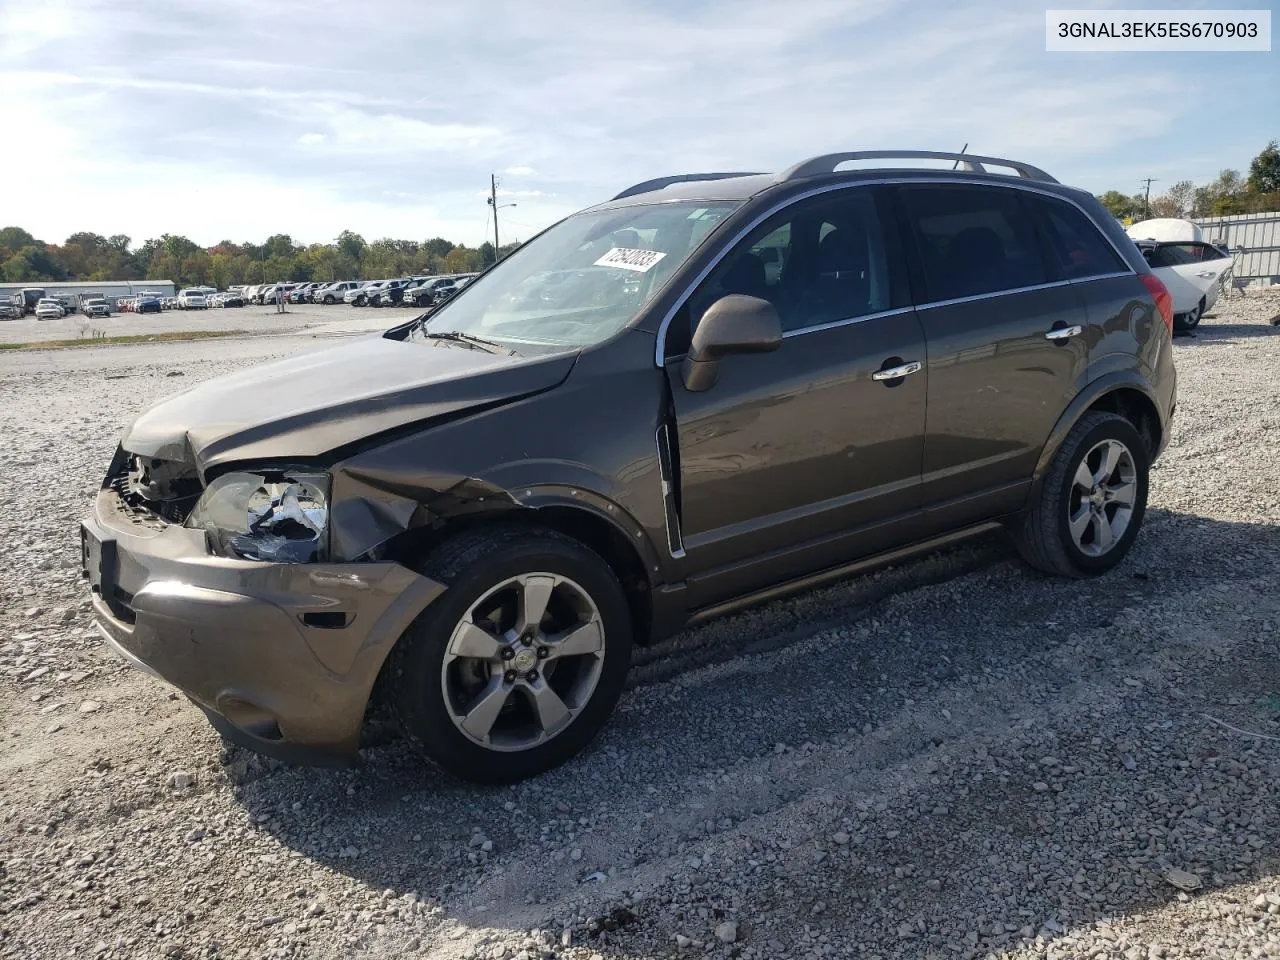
xmin=1140 ymin=274 xmax=1173 ymax=333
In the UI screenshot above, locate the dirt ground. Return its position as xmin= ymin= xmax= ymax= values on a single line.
xmin=0 ymin=302 xmax=412 ymax=345
xmin=1 ymin=290 xmax=1278 ymax=960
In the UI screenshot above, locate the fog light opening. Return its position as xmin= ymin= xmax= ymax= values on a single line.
xmin=301 ymin=611 xmax=352 ymax=629
xmin=218 ymin=698 xmax=284 ymax=742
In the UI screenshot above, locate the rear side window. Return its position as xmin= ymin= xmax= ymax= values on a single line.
xmin=1145 ymin=244 xmax=1198 ymax=268
xmin=1034 ymin=197 xmax=1128 ymax=279
xmin=898 ymin=185 xmax=1047 ymax=301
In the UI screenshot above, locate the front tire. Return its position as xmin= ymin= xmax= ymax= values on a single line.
xmin=1017 ymin=411 xmax=1149 ymax=578
xmin=387 ymin=527 xmax=632 ymax=784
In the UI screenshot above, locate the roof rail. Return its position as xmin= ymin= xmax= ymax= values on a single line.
xmin=611 ymin=172 xmax=768 ymax=201
xmin=778 ymin=151 xmax=1058 ymax=184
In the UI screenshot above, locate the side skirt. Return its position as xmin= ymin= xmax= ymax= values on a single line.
xmin=683 ymin=520 xmax=1005 ymax=627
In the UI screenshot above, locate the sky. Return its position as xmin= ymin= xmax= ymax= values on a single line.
xmin=0 ymin=0 xmax=1274 ymax=249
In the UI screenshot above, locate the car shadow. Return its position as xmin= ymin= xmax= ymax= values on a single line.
xmin=227 ymin=507 xmax=1280 ymax=956
xmin=1176 ymin=321 xmax=1278 ymax=343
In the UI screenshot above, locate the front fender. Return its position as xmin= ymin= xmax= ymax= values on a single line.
xmin=515 ymin=484 xmax=664 ymax=582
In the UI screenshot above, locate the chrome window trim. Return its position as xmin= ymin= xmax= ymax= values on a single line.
xmin=780 ymin=305 xmax=914 ymax=339
xmin=913 ymin=279 xmax=1072 ymax=311
xmin=1067 ymin=269 xmax=1136 ymax=284
xmin=653 ymin=176 xmax=1136 ymax=366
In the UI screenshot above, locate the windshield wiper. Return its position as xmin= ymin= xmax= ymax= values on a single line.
xmin=420 ymin=330 xmax=514 ymax=355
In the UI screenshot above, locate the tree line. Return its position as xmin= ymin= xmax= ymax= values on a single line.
xmin=1096 ymin=140 xmax=1280 ymax=222
xmin=6 ymin=141 xmax=1276 ymax=284
xmin=0 ymin=227 xmax=523 ymax=286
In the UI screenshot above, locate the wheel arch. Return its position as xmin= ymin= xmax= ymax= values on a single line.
xmin=377 ymin=493 xmax=658 ymax=648
xmin=1035 ymin=375 xmax=1163 ymax=485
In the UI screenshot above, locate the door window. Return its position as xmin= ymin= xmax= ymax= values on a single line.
xmin=898 ymin=185 xmax=1048 ymax=301
xmin=1033 ymin=196 xmax=1129 ymax=279
xmin=669 ymin=189 xmax=893 ymax=354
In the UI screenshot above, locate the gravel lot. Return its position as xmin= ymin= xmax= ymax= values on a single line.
xmin=1 ymin=290 xmax=1278 ymax=960
xmin=0 ymin=302 xmax=417 ymax=345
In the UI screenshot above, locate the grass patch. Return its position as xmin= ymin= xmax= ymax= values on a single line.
xmin=0 ymin=330 xmax=250 ymax=351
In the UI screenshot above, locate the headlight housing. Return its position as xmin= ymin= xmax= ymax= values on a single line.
xmin=186 ymin=469 xmax=330 ymax=563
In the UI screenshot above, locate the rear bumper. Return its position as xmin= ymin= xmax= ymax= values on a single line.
xmin=82 ymin=489 xmax=444 ymax=764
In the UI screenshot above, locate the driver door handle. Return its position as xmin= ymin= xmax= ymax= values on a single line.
xmin=871 ymin=360 xmax=922 ymax=381
xmin=1044 ymin=324 xmax=1083 ymax=341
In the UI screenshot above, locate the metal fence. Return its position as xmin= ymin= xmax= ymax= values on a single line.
xmin=1192 ymin=212 xmax=1280 ymax=283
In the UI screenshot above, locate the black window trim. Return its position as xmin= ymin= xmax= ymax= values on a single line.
xmin=654 ymin=177 xmax=1135 ymax=365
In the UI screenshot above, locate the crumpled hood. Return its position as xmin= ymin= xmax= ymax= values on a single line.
xmin=122 ymin=335 xmax=577 ymax=474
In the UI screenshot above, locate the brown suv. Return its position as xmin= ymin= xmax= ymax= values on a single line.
xmin=81 ymin=151 xmax=1177 ymax=783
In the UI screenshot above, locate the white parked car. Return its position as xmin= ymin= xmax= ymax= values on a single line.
xmin=1127 ymin=219 xmax=1233 ymax=332
xmin=344 ymin=281 xmax=383 ymax=306
xmin=34 ymin=298 xmax=65 ymax=320
xmin=315 ymin=281 xmax=361 ymax=304
xmin=177 ymin=288 xmax=209 ymax=310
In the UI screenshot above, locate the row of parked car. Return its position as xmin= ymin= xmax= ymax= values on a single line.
xmin=1 ymin=289 xmax=115 ymax=320
xmin=239 ymin=274 xmax=478 ymax=308
xmin=1 ymin=273 xmax=480 ymax=320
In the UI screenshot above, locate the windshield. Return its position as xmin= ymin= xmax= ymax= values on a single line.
xmin=411 ymin=200 xmax=739 ymax=350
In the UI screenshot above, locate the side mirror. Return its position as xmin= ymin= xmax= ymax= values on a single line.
xmin=681 ymin=295 xmax=782 ymax=392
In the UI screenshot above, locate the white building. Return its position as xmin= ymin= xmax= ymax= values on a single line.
xmin=0 ymin=279 xmax=176 ymax=307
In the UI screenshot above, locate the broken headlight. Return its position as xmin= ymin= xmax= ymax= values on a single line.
xmin=185 ymin=470 xmax=329 ymax=563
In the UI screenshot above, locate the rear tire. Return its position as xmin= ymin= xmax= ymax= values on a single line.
xmin=1017 ymin=411 xmax=1149 ymax=578
xmin=387 ymin=526 xmax=632 ymax=784
xmin=1173 ymin=297 xmax=1204 ymax=332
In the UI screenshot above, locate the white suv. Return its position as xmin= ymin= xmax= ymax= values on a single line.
xmin=177 ymin=289 xmax=208 ymax=310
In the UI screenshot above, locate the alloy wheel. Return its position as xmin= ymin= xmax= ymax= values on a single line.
xmin=1068 ymin=438 xmax=1137 ymax=557
xmin=440 ymin=573 xmax=606 ymax=752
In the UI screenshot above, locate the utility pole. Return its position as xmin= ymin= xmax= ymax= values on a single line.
xmin=1141 ymin=177 xmax=1158 ymax=220
xmin=490 ymin=174 xmax=501 ymax=257
xmin=486 ymin=173 xmax=518 ymax=265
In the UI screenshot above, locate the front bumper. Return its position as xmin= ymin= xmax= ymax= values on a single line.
xmin=82 ymin=488 xmax=444 ymax=764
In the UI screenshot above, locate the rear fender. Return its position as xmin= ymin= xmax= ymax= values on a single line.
xmin=1029 ymin=372 xmax=1161 ymax=500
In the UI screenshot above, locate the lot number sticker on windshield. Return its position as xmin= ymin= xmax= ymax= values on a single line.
xmin=593 ymin=247 xmax=667 ymax=272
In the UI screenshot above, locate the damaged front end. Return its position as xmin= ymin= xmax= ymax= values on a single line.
xmin=109 ymin=450 xmax=203 ymax=526
xmin=104 ymin=444 xmax=523 ymax=568
xmin=106 ymin=448 xmax=332 ymax=564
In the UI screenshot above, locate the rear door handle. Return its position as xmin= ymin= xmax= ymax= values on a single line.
xmin=1044 ymin=325 xmax=1083 ymax=341
xmin=871 ymin=360 xmax=922 ymax=381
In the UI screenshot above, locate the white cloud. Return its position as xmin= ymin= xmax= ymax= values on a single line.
xmin=0 ymin=0 xmax=1271 ymax=246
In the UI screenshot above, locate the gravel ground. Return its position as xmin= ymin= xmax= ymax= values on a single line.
xmin=0 ymin=303 xmax=415 ymax=345
xmin=1 ymin=290 xmax=1278 ymax=960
